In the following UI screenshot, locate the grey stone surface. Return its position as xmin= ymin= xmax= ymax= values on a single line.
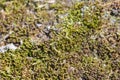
xmin=0 ymin=43 xmax=17 ymax=53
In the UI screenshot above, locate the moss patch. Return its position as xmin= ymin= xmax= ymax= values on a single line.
xmin=0 ymin=0 xmax=120 ymax=80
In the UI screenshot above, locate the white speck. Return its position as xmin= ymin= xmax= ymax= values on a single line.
xmin=0 ymin=46 xmax=7 ymax=53
xmin=100 ymin=31 xmax=105 ymax=38
xmin=0 ymin=9 xmax=4 ymax=13
xmin=38 ymin=4 xmax=46 ymax=8
xmin=9 ymin=31 xmax=13 ymax=34
xmin=81 ymin=6 xmax=89 ymax=14
xmin=59 ymin=13 xmax=68 ymax=19
xmin=81 ymin=13 xmax=84 ymax=16
xmin=6 ymin=43 xmax=17 ymax=50
xmin=103 ymin=64 xmax=106 ymax=67
xmin=0 ymin=43 xmax=17 ymax=53
xmin=102 ymin=11 xmax=110 ymax=19
xmin=117 ymin=26 xmax=120 ymax=35
xmin=94 ymin=57 xmax=98 ymax=60
xmin=26 ymin=57 xmax=33 ymax=60
xmin=36 ymin=23 xmax=42 ymax=27
xmin=20 ymin=40 xmax=23 ymax=45
xmin=47 ymin=0 xmax=56 ymax=3
xmin=26 ymin=9 xmax=34 ymax=14
xmin=63 ymin=60 xmax=66 ymax=64
xmin=90 ymin=35 xmax=97 ymax=40
xmin=92 ymin=6 xmax=95 ymax=9
xmin=47 ymin=25 xmax=51 ymax=30
xmin=68 ymin=67 xmax=75 ymax=72
xmin=79 ymin=77 xmax=83 ymax=80
xmin=33 ymin=0 xmax=44 ymax=2
xmin=81 ymin=8 xmax=84 ymax=12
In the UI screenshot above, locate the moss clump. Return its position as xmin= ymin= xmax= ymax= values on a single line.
xmin=49 ymin=1 xmax=102 ymax=54
xmin=0 ymin=39 xmax=115 ymax=80
xmin=0 ymin=0 xmax=120 ymax=80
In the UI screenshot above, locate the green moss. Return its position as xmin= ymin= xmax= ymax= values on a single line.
xmin=0 ymin=1 xmax=119 ymax=80
xmin=48 ymin=1 xmax=102 ymax=54
xmin=50 ymin=3 xmax=63 ymax=10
